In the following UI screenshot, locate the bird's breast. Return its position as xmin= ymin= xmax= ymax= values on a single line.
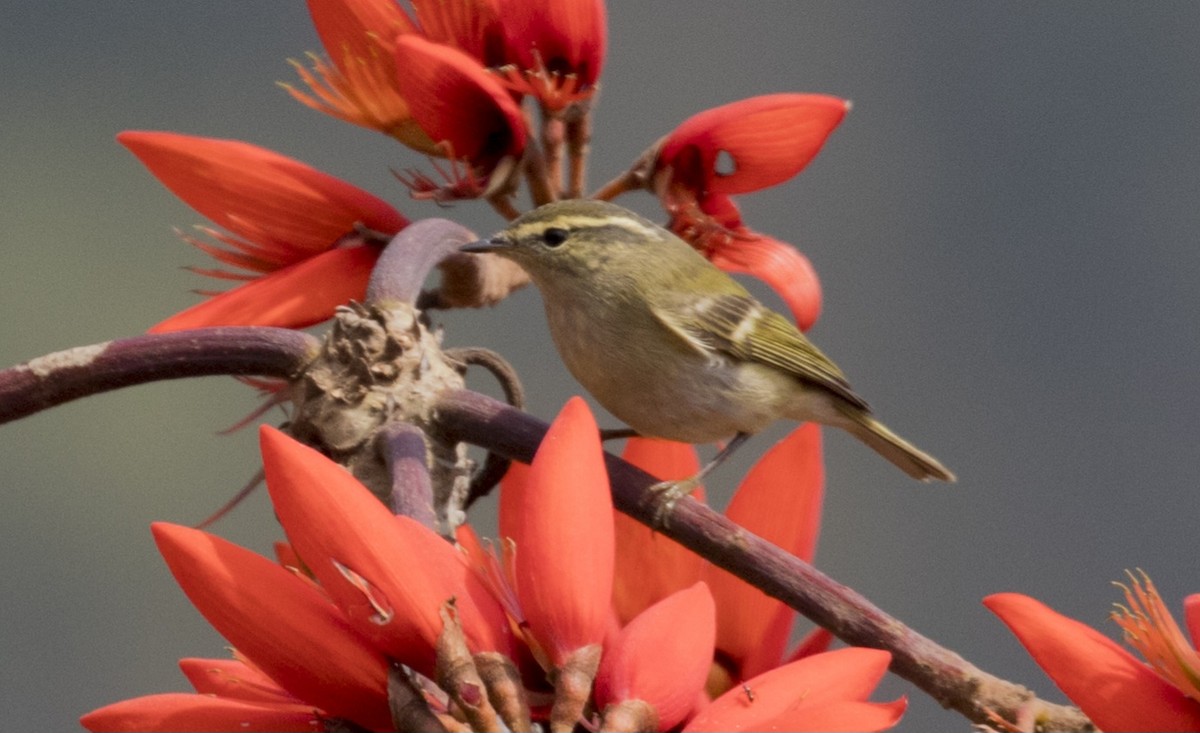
xmin=542 ymin=299 xmax=791 ymax=442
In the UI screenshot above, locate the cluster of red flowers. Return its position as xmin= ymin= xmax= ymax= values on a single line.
xmin=83 ymin=403 xmax=904 ymax=732
xmin=93 ymin=0 xmax=1200 ymax=731
xmin=124 ymin=0 xmax=844 ymax=335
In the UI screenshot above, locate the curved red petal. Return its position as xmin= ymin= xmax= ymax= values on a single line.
xmin=612 ymin=438 xmax=705 ymax=624
xmin=80 ymin=694 xmax=323 ymax=733
xmin=119 ymin=131 xmax=406 ymax=252
xmin=500 ymin=0 xmax=606 ymax=85
xmin=502 ymin=397 xmax=614 ymax=665
xmin=258 ymin=426 xmax=515 ymax=676
xmin=707 ymin=425 xmax=824 ymax=679
xmin=149 ymin=244 xmax=379 ymax=332
xmin=596 ymin=582 xmax=716 ymax=731
xmin=178 ymin=658 xmax=297 ymax=704
xmin=151 ymin=523 xmax=392 ymax=729
xmin=659 ymin=94 xmax=848 ymax=197
xmin=708 ymin=232 xmax=822 ymax=332
xmin=393 ymin=35 xmax=525 ymax=168
xmin=985 ymin=593 xmax=1200 ymax=731
xmin=686 ymin=648 xmax=894 ymax=732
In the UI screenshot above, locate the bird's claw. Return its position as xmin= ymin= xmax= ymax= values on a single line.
xmin=646 ymin=479 xmax=695 ymax=529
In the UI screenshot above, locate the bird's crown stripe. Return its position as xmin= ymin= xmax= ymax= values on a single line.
xmin=510 ymin=214 xmax=661 ymax=241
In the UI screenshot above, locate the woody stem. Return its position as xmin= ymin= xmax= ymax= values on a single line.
xmin=431 ymin=389 xmax=1095 ymax=732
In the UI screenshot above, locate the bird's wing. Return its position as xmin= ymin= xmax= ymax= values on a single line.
xmin=652 ymin=293 xmax=870 ymax=410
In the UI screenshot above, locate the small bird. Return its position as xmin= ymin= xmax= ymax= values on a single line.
xmin=463 ymin=200 xmax=953 ymax=508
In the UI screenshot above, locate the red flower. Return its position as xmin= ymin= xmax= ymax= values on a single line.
xmin=81 ymin=520 xmax=397 ymax=732
xmin=290 ymin=0 xmax=523 ymax=192
xmin=498 ymin=0 xmax=606 ymax=110
xmin=613 ymin=426 xmax=830 ymax=689
xmin=595 ymin=582 xmax=717 ymax=731
xmin=177 ymin=658 xmax=300 ymax=704
xmin=119 ymin=131 xmax=407 ymax=331
xmin=986 ymin=579 xmax=1200 ymax=732
xmin=393 ymin=34 xmax=527 ymax=198
xmin=258 ymin=425 xmax=516 ymax=677
xmin=150 ymin=523 xmax=393 ymax=729
xmin=611 ymin=438 xmax=705 ymax=626
xmin=498 ymin=396 xmax=614 ymax=668
xmin=81 ymin=694 xmax=323 ymax=733
xmin=705 ymin=423 xmax=826 ymax=681
xmin=658 ymin=94 xmax=849 ymax=198
xmin=685 ymin=648 xmax=906 ymax=732
xmin=651 ymin=94 xmax=848 ymax=330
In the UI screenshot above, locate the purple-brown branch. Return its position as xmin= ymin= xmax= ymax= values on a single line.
xmin=0 ymin=327 xmax=1091 ymax=729
xmin=0 ymin=327 xmax=318 ymax=425
xmin=431 ymin=388 xmax=1093 ymax=731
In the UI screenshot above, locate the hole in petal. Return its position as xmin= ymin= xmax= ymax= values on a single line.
xmin=714 ymin=149 xmax=738 ymax=178
xmin=333 ymin=559 xmax=394 ymax=625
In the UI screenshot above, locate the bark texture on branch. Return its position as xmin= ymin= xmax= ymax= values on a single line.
xmin=0 ymin=327 xmax=318 ymax=425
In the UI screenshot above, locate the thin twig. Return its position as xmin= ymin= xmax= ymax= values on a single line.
xmin=540 ymin=110 xmax=565 ymax=197
xmin=565 ymin=110 xmax=592 ymax=199
xmin=430 ymin=389 xmax=1094 ymax=732
xmin=522 ymin=117 xmax=557 ymax=207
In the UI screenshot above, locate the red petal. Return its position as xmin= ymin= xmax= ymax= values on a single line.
xmin=393 ymin=35 xmax=526 ymax=168
xmin=149 ymin=244 xmax=379 ymax=332
xmin=80 ymin=694 xmax=322 ymax=732
xmin=258 ymin=426 xmax=515 ymax=676
xmin=307 ymin=0 xmax=417 ymax=75
xmin=178 ymin=658 xmax=297 ymax=704
xmin=708 ymin=231 xmax=823 ymax=332
xmin=685 ymin=648 xmax=896 ymax=733
xmin=612 ymin=438 xmax=705 ymax=624
xmin=119 ymin=131 xmax=407 ymax=253
xmin=499 ymin=0 xmax=606 ymax=85
xmin=658 ymin=94 xmax=848 ymax=196
xmin=595 ymin=582 xmax=716 ymax=730
xmin=502 ymin=397 xmax=614 ymax=665
xmin=411 ymin=0 xmax=504 ymax=63
xmin=1185 ymin=594 xmax=1200 ymax=651
xmin=706 ymin=425 xmax=825 ymax=679
xmin=985 ymin=593 xmax=1200 ymax=731
xmin=151 ymin=523 xmax=392 ymax=729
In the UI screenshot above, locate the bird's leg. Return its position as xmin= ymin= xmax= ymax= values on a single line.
xmin=648 ymin=432 xmax=752 ymax=528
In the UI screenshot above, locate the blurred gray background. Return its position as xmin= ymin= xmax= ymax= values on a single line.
xmin=3 ymin=3 xmax=1198 ymax=730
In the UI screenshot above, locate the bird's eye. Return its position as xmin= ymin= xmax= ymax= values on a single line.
xmin=542 ymin=227 xmax=569 ymax=247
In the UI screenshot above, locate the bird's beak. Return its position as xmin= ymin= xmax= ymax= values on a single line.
xmin=460 ymin=236 xmax=511 ymax=254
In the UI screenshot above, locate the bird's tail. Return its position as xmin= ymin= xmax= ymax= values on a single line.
xmin=840 ymin=410 xmax=956 ymax=482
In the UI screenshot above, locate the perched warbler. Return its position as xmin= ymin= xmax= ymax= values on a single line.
xmin=463 ymin=200 xmax=954 ymax=507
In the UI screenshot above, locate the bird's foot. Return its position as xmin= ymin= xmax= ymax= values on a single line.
xmin=646 ymin=477 xmax=699 ymax=529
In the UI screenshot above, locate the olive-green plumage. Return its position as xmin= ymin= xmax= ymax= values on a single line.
xmin=464 ymin=199 xmax=954 ymax=483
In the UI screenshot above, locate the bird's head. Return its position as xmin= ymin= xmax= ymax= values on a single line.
xmin=461 ymin=200 xmax=682 ymax=286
